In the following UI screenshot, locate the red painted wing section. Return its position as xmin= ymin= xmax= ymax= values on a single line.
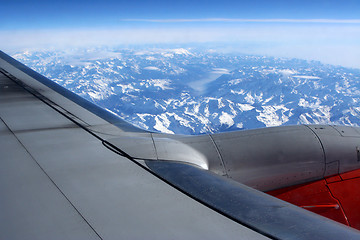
xmin=268 ymin=169 xmax=360 ymax=230
xmin=327 ymin=170 xmax=360 ymax=230
xmin=268 ymin=179 xmax=349 ymax=226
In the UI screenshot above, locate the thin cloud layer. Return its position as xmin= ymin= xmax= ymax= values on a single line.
xmin=122 ymin=18 xmax=360 ymax=24
xmin=1 ymin=22 xmax=360 ymax=68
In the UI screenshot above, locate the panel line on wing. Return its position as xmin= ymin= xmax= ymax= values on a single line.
xmin=2 ymin=67 xmax=136 ymax=165
xmin=303 ymin=124 xmax=328 ymax=177
xmin=0 ymin=117 xmax=103 ymax=240
xmin=208 ymin=133 xmax=228 ymax=177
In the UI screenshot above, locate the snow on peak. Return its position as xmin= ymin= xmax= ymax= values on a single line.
xmin=154 ymin=114 xmax=174 ymax=134
xmin=279 ymin=69 xmax=297 ymax=75
xmin=147 ymin=79 xmax=173 ymax=90
xmin=88 ymin=92 xmax=102 ymax=100
xmin=256 ymin=105 xmax=290 ymax=127
xmin=171 ymin=48 xmax=192 ymax=55
xmin=293 ymin=75 xmax=321 ymax=80
xmin=229 ymin=79 xmax=244 ymax=85
xmin=144 ymin=66 xmax=161 ymax=71
xmin=219 ymin=112 xmax=234 ymax=127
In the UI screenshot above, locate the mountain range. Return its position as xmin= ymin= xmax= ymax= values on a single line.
xmin=13 ymin=47 xmax=360 ymax=134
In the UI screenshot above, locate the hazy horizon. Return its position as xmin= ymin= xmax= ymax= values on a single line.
xmin=1 ymin=0 xmax=360 ymax=68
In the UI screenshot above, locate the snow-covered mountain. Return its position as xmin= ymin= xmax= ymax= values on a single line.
xmin=12 ymin=47 xmax=360 ymax=134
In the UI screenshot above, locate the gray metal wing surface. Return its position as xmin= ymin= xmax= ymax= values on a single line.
xmin=1 ymin=50 xmax=360 ymax=240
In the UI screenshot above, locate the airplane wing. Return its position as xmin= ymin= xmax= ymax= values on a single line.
xmin=1 ymin=50 xmax=360 ymax=239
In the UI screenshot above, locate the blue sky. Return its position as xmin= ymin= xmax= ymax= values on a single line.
xmin=1 ymin=0 xmax=360 ymax=68
xmin=2 ymin=0 xmax=360 ymax=29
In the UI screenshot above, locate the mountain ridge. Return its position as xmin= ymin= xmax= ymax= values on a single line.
xmin=13 ymin=48 xmax=360 ymax=134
